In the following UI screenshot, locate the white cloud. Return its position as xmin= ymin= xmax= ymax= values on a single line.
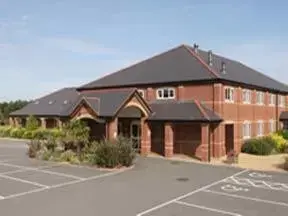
xmin=41 ymin=37 xmax=116 ymax=55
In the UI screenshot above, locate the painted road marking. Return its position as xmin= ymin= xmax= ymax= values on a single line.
xmin=2 ymin=167 xmax=129 ymax=200
xmin=221 ymin=184 xmax=249 ymax=192
xmin=0 ymin=174 xmax=49 ymax=188
xmin=203 ymin=189 xmax=288 ymax=207
xmin=248 ymin=172 xmax=272 ymax=179
xmin=136 ymin=169 xmax=249 ymax=216
xmin=223 ymin=176 xmax=288 ymax=192
xmin=175 ymin=200 xmax=242 ymax=216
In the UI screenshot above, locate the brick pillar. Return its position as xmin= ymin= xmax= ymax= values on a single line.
xmin=178 ymin=85 xmax=184 ymax=100
xmin=9 ymin=117 xmax=15 ymax=126
xmin=164 ymin=122 xmax=174 ymax=157
xmin=141 ymin=119 xmax=151 ymax=156
xmin=197 ymin=123 xmax=209 ymax=162
xmin=107 ymin=118 xmax=118 ymax=140
xmin=147 ymin=87 xmax=155 ymax=101
xmin=58 ymin=118 xmax=63 ymax=128
xmin=40 ymin=117 xmax=46 ymax=128
xmin=213 ymin=124 xmax=225 ymax=157
xmin=15 ymin=117 xmax=20 ymax=127
xmin=213 ymin=83 xmax=225 ymax=158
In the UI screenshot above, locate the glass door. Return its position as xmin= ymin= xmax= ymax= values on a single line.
xmin=130 ymin=121 xmax=141 ymax=151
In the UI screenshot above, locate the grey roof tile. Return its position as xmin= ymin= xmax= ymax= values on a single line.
xmin=10 ymin=87 xmax=80 ymax=117
xmin=148 ymin=100 xmax=222 ymax=122
xmin=80 ymin=44 xmax=288 ymax=93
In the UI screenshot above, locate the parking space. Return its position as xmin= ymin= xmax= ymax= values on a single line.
xmin=0 ymin=139 xmax=288 ymax=215
xmin=139 ymin=169 xmax=288 ymax=216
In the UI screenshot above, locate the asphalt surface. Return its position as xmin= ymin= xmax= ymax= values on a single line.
xmin=0 ymin=139 xmax=287 ymax=216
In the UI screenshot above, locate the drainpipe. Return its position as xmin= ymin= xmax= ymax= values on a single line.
xmin=208 ymin=124 xmax=211 ymax=162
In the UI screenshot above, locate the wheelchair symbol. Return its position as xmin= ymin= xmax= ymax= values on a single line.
xmin=221 ymin=184 xmax=249 ymax=192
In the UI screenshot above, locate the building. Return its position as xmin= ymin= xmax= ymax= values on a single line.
xmin=9 ymin=44 xmax=288 ymax=161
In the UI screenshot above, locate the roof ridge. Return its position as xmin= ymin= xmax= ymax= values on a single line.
xmin=194 ymin=99 xmax=210 ymax=120
xmin=183 ymin=45 xmax=220 ymax=78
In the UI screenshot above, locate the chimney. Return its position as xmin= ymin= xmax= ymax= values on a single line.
xmin=208 ymin=50 xmax=213 ymax=66
xmin=193 ymin=43 xmax=199 ymax=53
xmin=221 ymin=61 xmax=226 ymax=74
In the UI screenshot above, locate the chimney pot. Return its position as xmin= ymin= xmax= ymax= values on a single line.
xmin=221 ymin=61 xmax=226 ymax=74
xmin=193 ymin=43 xmax=199 ymax=53
xmin=208 ymin=50 xmax=213 ymax=66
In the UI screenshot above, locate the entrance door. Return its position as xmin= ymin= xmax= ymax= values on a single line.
xmin=225 ymin=124 xmax=234 ymax=154
xmin=130 ymin=120 xmax=141 ymax=150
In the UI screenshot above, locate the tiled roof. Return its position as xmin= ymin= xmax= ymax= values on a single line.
xmin=148 ymin=100 xmax=222 ymax=122
xmin=80 ymin=44 xmax=288 ymax=93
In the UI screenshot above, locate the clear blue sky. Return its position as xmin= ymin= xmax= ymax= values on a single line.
xmin=1 ymin=0 xmax=288 ymax=101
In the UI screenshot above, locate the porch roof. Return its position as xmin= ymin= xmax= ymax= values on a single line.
xmin=280 ymin=111 xmax=288 ymax=121
xmin=148 ymin=100 xmax=222 ymax=122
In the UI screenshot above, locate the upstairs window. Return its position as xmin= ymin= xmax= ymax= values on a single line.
xmin=137 ymin=89 xmax=145 ymax=98
xmin=242 ymin=89 xmax=251 ymax=104
xmin=224 ymin=87 xmax=234 ymax=103
xmin=279 ymin=95 xmax=285 ymax=107
xmin=256 ymin=91 xmax=264 ymax=105
xmin=156 ymin=87 xmax=175 ymax=99
xmin=269 ymin=94 xmax=275 ymax=106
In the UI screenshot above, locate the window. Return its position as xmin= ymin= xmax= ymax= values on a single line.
xmin=156 ymin=87 xmax=175 ymax=99
xmin=269 ymin=120 xmax=275 ymax=133
xmin=269 ymin=94 xmax=275 ymax=106
xmin=279 ymin=95 xmax=285 ymax=107
xmin=137 ymin=89 xmax=145 ymax=98
xmin=242 ymin=121 xmax=251 ymax=139
xmin=256 ymin=91 xmax=264 ymax=105
xmin=257 ymin=120 xmax=264 ymax=137
xmin=242 ymin=89 xmax=251 ymax=104
xmin=224 ymin=87 xmax=234 ymax=102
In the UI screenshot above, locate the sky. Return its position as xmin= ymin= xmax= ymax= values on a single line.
xmin=1 ymin=0 xmax=288 ymax=101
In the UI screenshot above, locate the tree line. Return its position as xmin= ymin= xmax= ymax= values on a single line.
xmin=0 ymin=100 xmax=30 ymax=125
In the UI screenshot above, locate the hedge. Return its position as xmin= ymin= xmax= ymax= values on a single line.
xmin=0 ymin=126 xmax=63 ymax=140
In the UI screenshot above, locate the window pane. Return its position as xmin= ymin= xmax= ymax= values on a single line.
xmin=158 ymin=90 xmax=162 ymax=98
xmin=169 ymin=89 xmax=174 ymax=98
xmin=163 ymin=89 xmax=169 ymax=98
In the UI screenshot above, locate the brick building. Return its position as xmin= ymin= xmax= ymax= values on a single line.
xmin=10 ymin=44 xmax=288 ymax=161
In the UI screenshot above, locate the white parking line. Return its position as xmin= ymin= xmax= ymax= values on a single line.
xmin=0 ymin=195 xmax=4 ymax=200
xmin=136 ymin=169 xmax=249 ymax=216
xmin=0 ymin=174 xmax=49 ymax=188
xmin=0 ymin=162 xmax=83 ymax=180
xmin=3 ymin=168 xmax=128 ymax=200
xmin=175 ymin=200 xmax=242 ymax=216
xmin=203 ymin=189 xmax=288 ymax=207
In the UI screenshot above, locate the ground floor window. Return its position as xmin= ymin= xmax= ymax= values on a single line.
xmin=242 ymin=121 xmax=251 ymax=139
xmin=257 ymin=120 xmax=264 ymax=137
xmin=269 ymin=120 xmax=275 ymax=133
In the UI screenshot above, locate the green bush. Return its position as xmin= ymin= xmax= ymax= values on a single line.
xmin=117 ymin=136 xmax=136 ymax=167
xmin=0 ymin=126 xmax=13 ymax=137
xmin=277 ymin=130 xmax=288 ymax=140
xmin=269 ymin=133 xmax=288 ymax=153
xmin=26 ymin=115 xmax=40 ymax=130
xmin=9 ymin=127 xmax=26 ymax=138
xmin=59 ymin=150 xmax=79 ymax=163
xmin=241 ymin=136 xmax=275 ymax=155
xmin=23 ymin=130 xmax=34 ymax=139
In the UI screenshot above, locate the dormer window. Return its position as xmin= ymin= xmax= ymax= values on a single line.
xmin=48 ymin=100 xmax=54 ymax=105
xmin=157 ymin=87 xmax=175 ymax=99
xmin=64 ymin=100 xmax=69 ymax=104
xmin=137 ymin=89 xmax=145 ymax=98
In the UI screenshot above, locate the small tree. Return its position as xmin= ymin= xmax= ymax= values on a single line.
xmin=62 ymin=120 xmax=90 ymax=156
xmin=26 ymin=115 xmax=39 ymax=130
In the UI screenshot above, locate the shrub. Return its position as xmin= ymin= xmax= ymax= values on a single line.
xmin=241 ymin=136 xmax=275 ymax=155
xmin=277 ymin=130 xmax=288 ymax=140
xmin=9 ymin=127 xmax=26 ymax=138
xmin=59 ymin=150 xmax=78 ymax=163
xmin=0 ymin=126 xmax=12 ymax=137
xmin=26 ymin=115 xmax=39 ymax=131
xmin=93 ymin=139 xmax=119 ymax=168
xmin=23 ymin=130 xmax=34 ymax=139
xmin=117 ymin=136 xmax=136 ymax=167
xmin=27 ymin=139 xmax=42 ymax=158
xmin=269 ymin=133 xmax=287 ymax=153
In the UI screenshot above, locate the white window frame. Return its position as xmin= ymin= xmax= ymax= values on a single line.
xmin=242 ymin=121 xmax=251 ymax=139
xmin=242 ymin=89 xmax=251 ymax=104
xmin=269 ymin=94 xmax=275 ymax=106
xmin=279 ymin=95 xmax=285 ymax=107
xmin=256 ymin=91 xmax=264 ymax=105
xmin=269 ymin=119 xmax=275 ymax=133
xmin=137 ymin=89 xmax=145 ymax=98
xmin=224 ymin=87 xmax=234 ymax=103
xmin=156 ymin=87 xmax=175 ymax=100
xmin=257 ymin=120 xmax=264 ymax=137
